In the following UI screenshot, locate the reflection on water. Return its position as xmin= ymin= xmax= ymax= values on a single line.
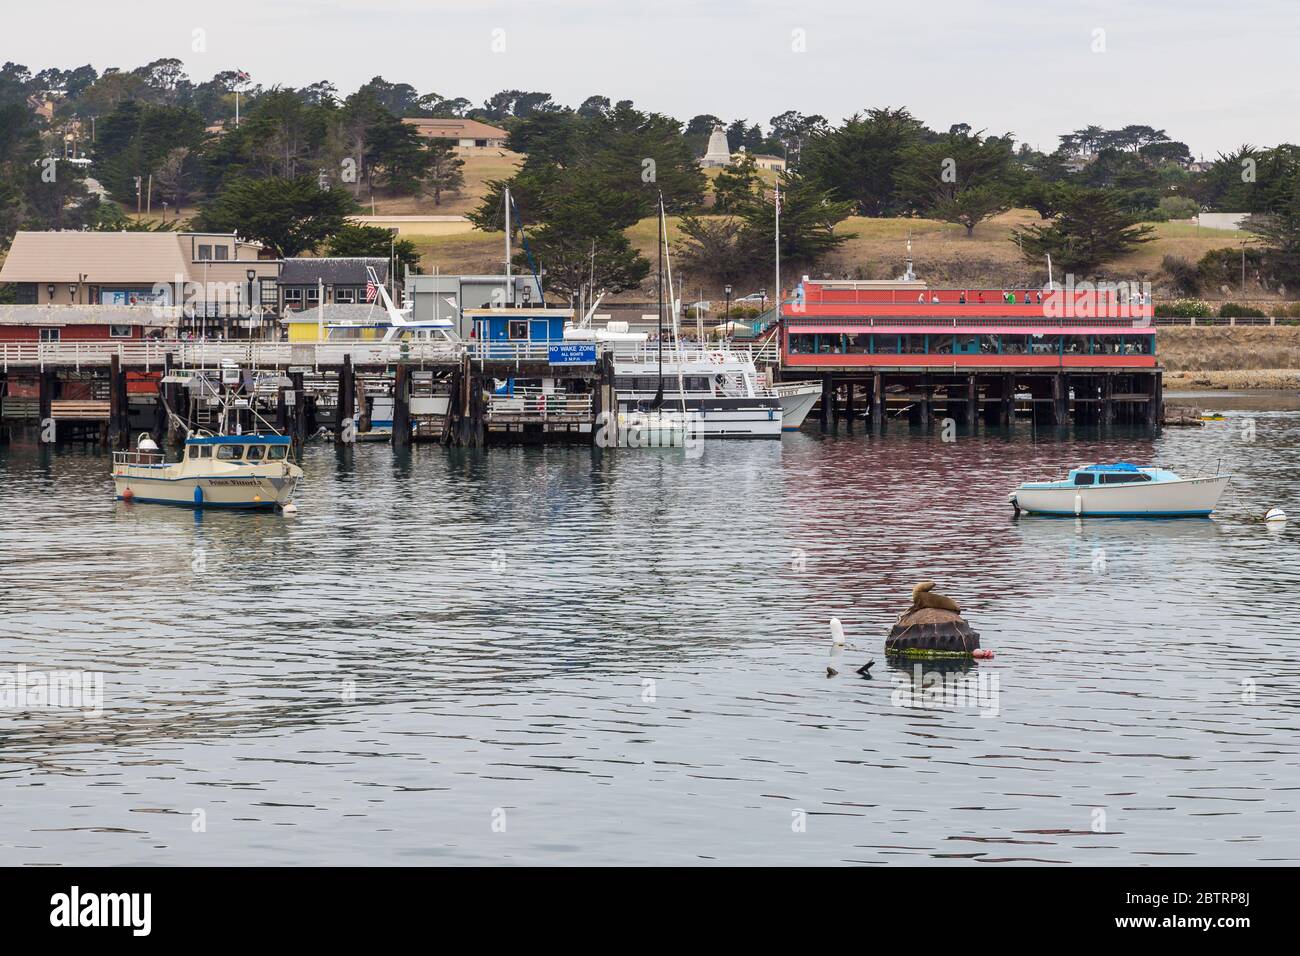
xmin=1 ymin=402 xmax=1298 ymax=865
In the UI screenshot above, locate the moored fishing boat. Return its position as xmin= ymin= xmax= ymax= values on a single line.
xmin=114 ymin=434 xmax=303 ymax=510
xmin=1009 ymin=462 xmax=1230 ymax=517
xmin=113 ymin=369 xmax=304 ymax=510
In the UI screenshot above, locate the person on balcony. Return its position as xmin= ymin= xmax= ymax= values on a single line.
xmin=959 ymin=291 xmax=967 ymax=304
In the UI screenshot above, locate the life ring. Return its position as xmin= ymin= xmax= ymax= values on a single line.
xmin=708 ymin=351 xmax=727 ymax=365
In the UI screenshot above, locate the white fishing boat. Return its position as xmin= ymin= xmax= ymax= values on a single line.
xmin=113 ymin=373 xmax=303 ymax=510
xmin=772 ymin=380 xmax=821 ymax=432
xmin=1009 ymin=462 xmax=1230 ymax=517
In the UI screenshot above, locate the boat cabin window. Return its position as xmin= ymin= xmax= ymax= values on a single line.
xmin=187 ymin=445 xmax=213 ymax=459
xmin=200 ymin=446 xmax=212 ymax=458
xmin=1099 ymin=472 xmax=1152 ymax=484
xmin=245 ymin=445 xmax=265 ymax=461
xmin=1073 ymin=473 xmax=1094 ymax=486
xmin=267 ymin=445 xmax=289 ymax=461
xmin=508 ymin=320 xmax=529 ymax=340
xmin=216 ymin=444 xmax=243 ymax=461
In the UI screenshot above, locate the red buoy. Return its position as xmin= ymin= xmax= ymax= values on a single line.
xmin=972 ymin=648 xmax=994 ymax=659
xmin=122 ymin=487 xmax=134 ymax=501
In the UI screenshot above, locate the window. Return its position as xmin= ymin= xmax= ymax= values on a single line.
xmin=15 ymin=283 xmax=37 ymax=304
xmin=39 ymin=328 xmax=60 ymax=342
xmin=197 ymin=244 xmax=212 ymax=261
xmin=508 ymin=320 xmax=529 ymax=340
xmin=245 ymin=445 xmax=265 ymax=461
xmin=216 ymin=444 xmax=243 ymax=460
xmin=200 ymin=446 xmax=212 ymax=458
xmin=213 ymin=245 xmax=229 ymax=261
xmin=109 ymin=325 xmax=132 ymax=338
xmin=1100 ymin=472 xmax=1152 ymax=484
xmin=1073 ymin=473 xmax=1094 ymax=486
xmin=187 ymin=446 xmax=199 ymax=460
xmin=267 ymin=445 xmax=288 ymax=461
xmin=335 ymin=288 xmax=355 ymax=304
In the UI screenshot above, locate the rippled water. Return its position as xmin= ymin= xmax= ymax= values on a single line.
xmin=2 ymin=393 xmax=1298 ymax=865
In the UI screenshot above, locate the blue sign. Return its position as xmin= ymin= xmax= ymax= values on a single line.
xmin=548 ymin=343 xmax=597 ymax=366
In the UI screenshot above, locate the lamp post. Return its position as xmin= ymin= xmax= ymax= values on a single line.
xmin=247 ymin=268 xmax=257 ymax=340
xmin=68 ymin=282 xmax=77 ymax=304
xmin=724 ymin=284 xmax=732 ymax=322
xmin=47 ymin=284 xmax=55 ymax=304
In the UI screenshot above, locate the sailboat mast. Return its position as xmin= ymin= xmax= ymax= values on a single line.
xmin=504 ymin=185 xmax=512 ymax=306
xmin=651 ymin=193 xmax=665 ymax=410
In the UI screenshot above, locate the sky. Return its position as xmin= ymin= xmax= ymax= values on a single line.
xmin=4 ymin=0 xmax=1298 ymax=157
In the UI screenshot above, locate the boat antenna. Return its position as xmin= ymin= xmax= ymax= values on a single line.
xmin=649 ymin=191 xmax=665 ymax=411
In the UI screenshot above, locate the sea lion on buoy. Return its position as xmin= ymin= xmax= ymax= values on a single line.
xmin=907 ymin=581 xmax=961 ymax=615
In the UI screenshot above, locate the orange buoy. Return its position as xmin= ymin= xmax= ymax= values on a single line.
xmin=122 ymin=487 xmax=134 ymax=501
xmin=972 ymin=648 xmax=994 ymax=659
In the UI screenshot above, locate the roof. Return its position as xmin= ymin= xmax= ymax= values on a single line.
xmin=0 ymin=304 xmax=177 ymax=327
xmin=278 ymin=258 xmax=389 ymax=286
xmin=0 ymin=231 xmax=192 ymax=284
xmin=402 ymin=118 xmax=508 ymax=140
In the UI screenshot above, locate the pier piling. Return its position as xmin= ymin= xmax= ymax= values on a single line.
xmin=392 ymin=364 xmax=410 ymax=449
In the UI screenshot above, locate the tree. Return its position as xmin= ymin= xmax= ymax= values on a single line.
xmin=712 ymin=154 xmax=760 ymax=213
xmin=799 ymin=107 xmax=924 ymax=216
xmin=1010 ymin=186 xmax=1156 ymax=275
xmin=895 ymin=130 xmax=1019 ymax=235
xmin=673 ymin=215 xmax=750 ymax=284
xmin=325 ymin=223 xmax=421 ymax=274
xmin=1242 ymin=173 xmax=1300 ymax=283
xmin=198 ymin=175 xmax=356 ymax=257
xmin=736 ymin=171 xmax=855 ymax=271
xmin=420 ymin=140 xmax=464 ymax=206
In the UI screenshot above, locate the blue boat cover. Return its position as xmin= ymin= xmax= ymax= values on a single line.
xmin=1083 ymin=461 xmax=1140 ymax=472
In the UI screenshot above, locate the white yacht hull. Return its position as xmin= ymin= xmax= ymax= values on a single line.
xmin=773 ymin=381 xmax=821 ymax=431
xmin=1011 ymin=475 xmax=1230 ymax=517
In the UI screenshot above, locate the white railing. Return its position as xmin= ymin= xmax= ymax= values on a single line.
xmin=610 ymin=340 xmax=780 ymax=365
xmin=465 ymin=341 xmax=558 ymax=362
xmin=112 ymin=450 xmax=165 ymax=466
xmin=487 ymin=389 xmax=594 ymax=420
xmin=0 ymin=339 xmax=465 ymax=370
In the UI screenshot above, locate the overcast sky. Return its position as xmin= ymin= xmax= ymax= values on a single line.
xmin=5 ymin=0 xmax=1297 ymax=157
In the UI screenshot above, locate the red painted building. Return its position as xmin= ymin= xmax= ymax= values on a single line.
xmin=782 ymin=281 xmax=1156 ymax=371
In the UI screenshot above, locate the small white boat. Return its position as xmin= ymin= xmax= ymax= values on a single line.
xmin=613 ymin=410 xmax=691 ymax=449
xmin=772 ymin=380 xmax=821 ymax=432
xmin=1009 ymin=462 xmax=1230 ymax=517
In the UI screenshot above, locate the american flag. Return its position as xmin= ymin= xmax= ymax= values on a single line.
xmin=234 ymin=70 xmax=251 ymax=83
xmin=365 ymin=278 xmax=377 ymax=302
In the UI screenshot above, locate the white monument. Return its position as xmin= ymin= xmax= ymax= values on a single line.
xmin=700 ymin=124 xmax=732 ymax=167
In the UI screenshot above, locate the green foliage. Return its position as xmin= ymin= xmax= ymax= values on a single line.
xmin=1196 ymin=246 xmax=1269 ymax=291
xmin=325 ymin=224 xmax=420 ymax=274
xmin=1161 ymin=255 xmax=1200 ymax=296
xmin=895 ymin=130 xmax=1019 ymax=235
xmin=1217 ymin=301 xmax=1266 ymax=318
xmin=673 ymin=215 xmax=750 ymax=284
xmin=92 ymin=99 xmax=207 ymax=204
xmin=1010 ymin=186 xmax=1155 ymax=275
xmin=798 ymin=107 xmax=924 ymax=216
xmin=737 ymin=171 xmax=855 ymax=271
xmin=197 ymin=175 xmax=356 ymax=257
xmin=1154 ymin=299 xmax=1213 ymax=318
xmin=712 ymin=155 xmax=760 ymax=213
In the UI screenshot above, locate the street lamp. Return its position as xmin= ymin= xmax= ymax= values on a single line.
xmin=724 ymin=284 xmax=732 ymax=321
xmin=247 ymin=269 xmax=257 ymax=339
xmin=68 ymin=282 xmax=77 ymax=303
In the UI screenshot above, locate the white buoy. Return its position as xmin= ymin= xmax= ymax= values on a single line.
xmin=281 ymin=503 xmax=299 ymax=515
xmin=1265 ymin=507 xmax=1286 ymax=523
xmin=827 ymin=617 xmax=846 ymax=676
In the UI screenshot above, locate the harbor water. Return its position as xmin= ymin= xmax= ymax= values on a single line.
xmin=2 ymin=392 xmax=1298 ymax=865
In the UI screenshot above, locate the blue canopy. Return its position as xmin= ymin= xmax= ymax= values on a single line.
xmin=1083 ymin=461 xmax=1140 ymax=472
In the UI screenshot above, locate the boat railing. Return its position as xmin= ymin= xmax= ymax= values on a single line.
xmin=112 ymin=450 xmax=166 ymax=466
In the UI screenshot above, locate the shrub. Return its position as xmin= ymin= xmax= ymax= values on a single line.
xmin=1154 ymin=299 xmax=1213 ymax=318
xmin=1218 ymin=302 xmax=1267 ymax=318
xmin=1158 ymin=196 xmax=1200 ymax=221
xmin=1161 ymin=254 xmax=1200 ymax=296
